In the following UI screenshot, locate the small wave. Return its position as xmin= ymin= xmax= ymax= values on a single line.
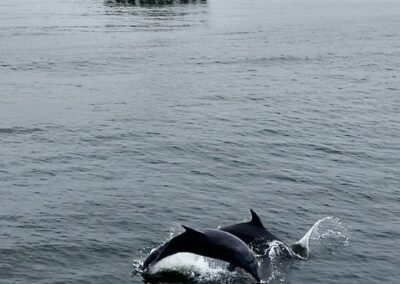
xmin=248 ymin=55 xmax=322 ymax=67
xmin=105 ymin=0 xmax=207 ymax=8
xmin=0 ymin=127 xmax=43 ymax=135
xmin=310 ymin=144 xmax=344 ymax=155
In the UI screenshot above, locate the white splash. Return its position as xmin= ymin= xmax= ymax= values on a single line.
xmin=263 ymin=240 xmax=293 ymax=283
xmin=141 ymin=253 xmax=232 ymax=283
xmin=293 ymin=216 xmax=350 ymax=259
xmin=153 ymin=253 xmax=225 ymax=272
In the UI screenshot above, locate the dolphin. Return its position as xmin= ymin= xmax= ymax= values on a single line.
xmin=142 ymin=225 xmax=260 ymax=282
xmin=220 ymin=209 xmax=308 ymax=258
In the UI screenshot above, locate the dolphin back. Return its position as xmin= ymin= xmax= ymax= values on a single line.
xmin=220 ymin=210 xmax=282 ymax=254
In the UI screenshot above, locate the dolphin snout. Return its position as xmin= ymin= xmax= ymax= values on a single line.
xmin=248 ymin=262 xmax=260 ymax=282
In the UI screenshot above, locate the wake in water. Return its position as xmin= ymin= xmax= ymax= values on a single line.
xmin=133 ymin=217 xmax=349 ymax=283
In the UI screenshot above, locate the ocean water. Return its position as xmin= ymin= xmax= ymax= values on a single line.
xmin=0 ymin=0 xmax=399 ymax=283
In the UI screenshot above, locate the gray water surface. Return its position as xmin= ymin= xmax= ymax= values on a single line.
xmin=1 ymin=0 xmax=399 ymax=283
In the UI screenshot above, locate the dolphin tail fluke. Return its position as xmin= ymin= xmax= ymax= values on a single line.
xmin=292 ymin=216 xmax=337 ymax=259
xmin=291 ymin=243 xmax=309 ymax=259
xmin=291 ymin=223 xmax=315 ymax=259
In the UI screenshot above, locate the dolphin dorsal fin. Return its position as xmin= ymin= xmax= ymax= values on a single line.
xmin=249 ymin=209 xmax=264 ymax=227
xmin=181 ymin=225 xmax=204 ymax=236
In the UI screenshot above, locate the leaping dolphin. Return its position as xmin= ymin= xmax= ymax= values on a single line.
xmin=142 ymin=225 xmax=261 ymax=282
xmin=220 ymin=209 xmax=308 ymax=258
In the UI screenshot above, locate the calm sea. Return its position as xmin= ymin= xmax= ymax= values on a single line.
xmin=0 ymin=0 xmax=399 ymax=283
